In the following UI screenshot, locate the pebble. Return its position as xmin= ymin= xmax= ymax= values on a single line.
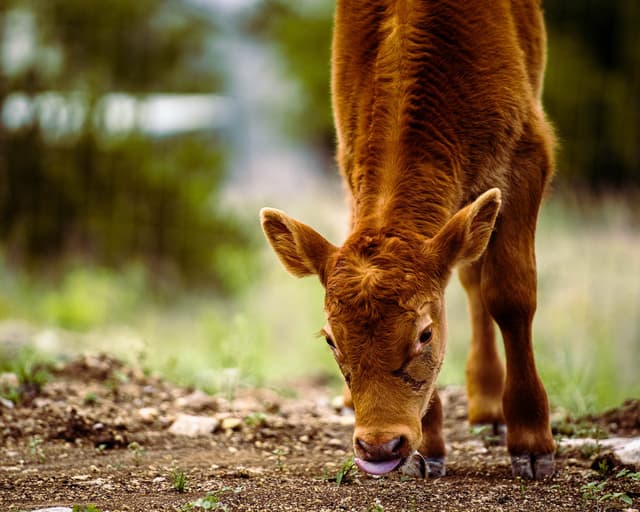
xmin=138 ymin=406 xmax=159 ymax=423
xmin=221 ymin=417 xmax=243 ymax=431
xmin=175 ymin=390 xmax=218 ymax=411
xmin=0 ymin=372 xmax=19 ymax=389
xmin=232 ymin=397 xmax=262 ymax=412
xmin=266 ymin=416 xmax=286 ymax=429
xmin=615 ymin=438 xmax=640 ymax=466
xmin=330 ymin=395 xmax=345 ymax=410
xmin=0 ymin=397 xmax=14 ymax=409
xmin=168 ymin=413 xmax=219 ymax=437
xmin=33 ymin=397 xmax=50 ymax=408
xmin=30 ymin=509 xmax=72 ymax=512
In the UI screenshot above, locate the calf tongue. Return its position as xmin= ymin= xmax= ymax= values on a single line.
xmin=354 ymin=457 xmax=402 ymax=475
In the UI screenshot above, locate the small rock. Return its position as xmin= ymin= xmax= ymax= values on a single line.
xmin=176 ymin=390 xmax=218 ymax=412
xmin=266 ymin=416 xmax=286 ymax=429
xmin=152 ymin=476 xmax=166 ymax=484
xmin=235 ymin=466 xmax=264 ymax=477
xmin=33 ymin=397 xmax=51 ymax=408
xmin=221 ymin=417 xmax=243 ymax=431
xmin=0 ymin=397 xmax=14 ymax=409
xmin=138 ymin=407 xmax=159 ymax=423
xmin=168 ymin=414 xmax=219 ymax=437
xmin=30 ymin=508 xmax=72 ymax=512
xmin=232 ymin=397 xmax=261 ymax=412
xmin=327 ymin=438 xmax=344 ymax=447
xmin=615 ymin=438 xmax=640 ymax=466
xmin=330 ymin=395 xmax=345 ymax=410
xmin=560 ymin=436 xmax=640 ymax=466
xmin=0 ymin=372 xmax=19 ymax=389
xmin=113 ymin=416 xmax=127 ymax=428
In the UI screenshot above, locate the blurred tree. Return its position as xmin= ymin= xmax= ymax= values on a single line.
xmin=544 ymin=1 xmax=640 ymax=189
xmin=0 ymin=0 xmax=252 ymax=291
xmin=247 ymin=0 xmax=334 ymax=154
xmin=248 ymin=0 xmax=639 ymax=189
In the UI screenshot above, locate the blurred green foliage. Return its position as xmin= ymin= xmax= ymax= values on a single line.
xmin=247 ymin=1 xmax=334 ymax=152
xmin=0 ymin=344 xmax=53 ymax=404
xmin=544 ymin=2 xmax=640 ymax=188
xmin=249 ymin=0 xmax=640 ymax=188
xmin=34 ymin=0 xmax=221 ymax=93
xmin=39 ymin=266 xmax=146 ymax=331
xmin=0 ymin=0 xmax=252 ymax=289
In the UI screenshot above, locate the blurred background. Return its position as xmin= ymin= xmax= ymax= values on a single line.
xmin=0 ymin=0 xmax=638 ymax=415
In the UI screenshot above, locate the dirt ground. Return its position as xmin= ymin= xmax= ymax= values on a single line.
xmin=1 ymin=354 xmax=639 ymax=512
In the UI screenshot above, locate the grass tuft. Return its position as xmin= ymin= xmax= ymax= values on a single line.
xmin=171 ymin=467 xmax=188 ymax=493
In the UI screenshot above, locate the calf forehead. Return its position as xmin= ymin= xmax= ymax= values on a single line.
xmin=329 ymin=304 xmax=414 ymax=374
xmin=325 ymin=231 xmax=439 ymax=318
xmin=325 ymin=263 xmax=427 ymax=363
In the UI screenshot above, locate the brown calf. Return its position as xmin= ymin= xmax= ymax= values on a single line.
xmin=261 ymin=0 xmax=556 ymax=480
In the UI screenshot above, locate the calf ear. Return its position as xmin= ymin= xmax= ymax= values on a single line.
xmin=260 ymin=208 xmax=337 ymax=281
xmin=432 ymin=188 xmax=502 ymax=266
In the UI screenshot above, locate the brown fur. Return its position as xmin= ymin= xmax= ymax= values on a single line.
xmin=261 ymin=0 xmax=555 ymax=480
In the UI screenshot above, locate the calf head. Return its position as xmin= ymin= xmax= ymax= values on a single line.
xmin=260 ymin=188 xmax=501 ymax=473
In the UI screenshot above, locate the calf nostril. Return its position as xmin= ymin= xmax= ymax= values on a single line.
xmin=385 ymin=435 xmax=405 ymax=456
xmin=356 ymin=437 xmax=372 ymax=454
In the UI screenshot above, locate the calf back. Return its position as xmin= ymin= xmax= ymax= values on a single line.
xmin=331 ymin=0 xmax=549 ymax=234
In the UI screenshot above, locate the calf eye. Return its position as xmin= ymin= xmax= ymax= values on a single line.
xmin=419 ymin=327 xmax=433 ymax=344
xmin=325 ymin=335 xmax=336 ymax=349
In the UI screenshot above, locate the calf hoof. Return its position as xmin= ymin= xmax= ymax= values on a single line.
xmin=426 ymin=456 xmax=446 ymax=478
xmin=399 ymin=453 xmax=446 ymax=479
xmin=400 ymin=452 xmax=426 ymax=479
xmin=511 ymin=453 xmax=555 ymax=480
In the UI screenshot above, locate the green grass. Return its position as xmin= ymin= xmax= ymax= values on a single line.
xmin=0 ymin=194 xmax=638 ymax=416
xmin=171 ymin=467 xmax=188 ymax=493
xmin=182 ymin=487 xmax=240 ymax=511
xmin=321 ymin=456 xmax=358 ymax=486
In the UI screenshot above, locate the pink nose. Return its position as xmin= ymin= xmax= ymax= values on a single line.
xmin=356 ymin=435 xmax=407 ymax=461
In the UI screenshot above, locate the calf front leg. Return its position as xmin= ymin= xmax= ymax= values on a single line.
xmin=481 ymin=214 xmax=555 ymax=480
xmin=418 ymin=389 xmax=446 ymax=477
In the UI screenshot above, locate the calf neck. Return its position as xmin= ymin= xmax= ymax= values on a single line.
xmin=261 ymin=0 xmax=556 ymax=480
